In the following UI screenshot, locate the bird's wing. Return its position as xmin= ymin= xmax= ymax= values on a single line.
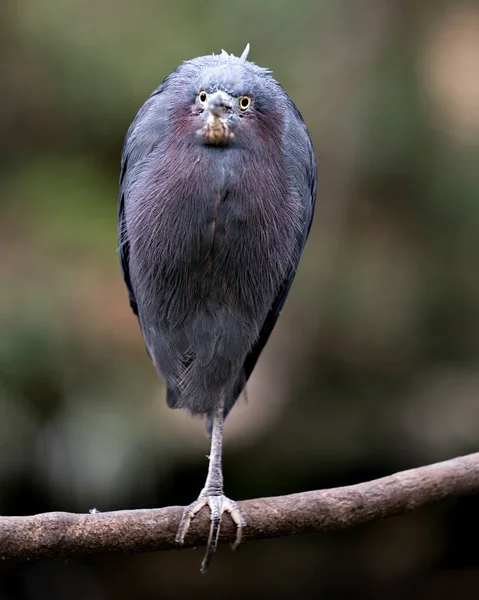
xmin=228 ymin=108 xmax=317 ymax=417
xmin=118 ymin=186 xmax=138 ymax=315
xmin=118 ymin=82 xmax=171 ymax=316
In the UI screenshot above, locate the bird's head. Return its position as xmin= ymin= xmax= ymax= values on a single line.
xmin=195 ymin=87 xmax=249 ymax=145
xmin=166 ymin=45 xmax=283 ymax=149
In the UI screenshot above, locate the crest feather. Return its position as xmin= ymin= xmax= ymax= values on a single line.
xmin=240 ymin=43 xmax=250 ymax=62
xmin=218 ymin=44 xmax=251 ymax=62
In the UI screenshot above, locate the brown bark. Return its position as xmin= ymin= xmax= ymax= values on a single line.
xmin=0 ymin=452 xmax=478 ymax=561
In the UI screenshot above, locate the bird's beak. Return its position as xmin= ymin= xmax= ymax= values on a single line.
xmin=207 ymin=91 xmax=234 ymax=118
xmin=198 ymin=90 xmax=236 ymax=144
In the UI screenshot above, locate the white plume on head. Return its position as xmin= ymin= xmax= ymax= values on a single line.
xmin=218 ymin=43 xmax=251 ymax=62
xmin=239 ymin=43 xmax=250 ymax=61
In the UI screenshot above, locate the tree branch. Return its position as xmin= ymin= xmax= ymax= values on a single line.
xmin=1 ymin=452 xmax=478 ymax=561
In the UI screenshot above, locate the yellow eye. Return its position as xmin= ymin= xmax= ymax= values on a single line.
xmin=239 ymin=95 xmax=251 ymax=111
xmin=199 ymin=91 xmax=208 ymax=104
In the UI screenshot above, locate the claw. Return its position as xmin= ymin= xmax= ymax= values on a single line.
xmin=175 ymin=494 xmax=246 ymax=572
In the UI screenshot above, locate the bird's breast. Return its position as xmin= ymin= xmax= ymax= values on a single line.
xmin=183 ymin=163 xmax=239 ymax=302
xmin=128 ymin=144 xmax=301 ymax=326
xmin=197 ymin=166 xmax=227 ymax=255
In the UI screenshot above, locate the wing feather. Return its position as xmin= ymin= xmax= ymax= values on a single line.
xmin=118 ymin=80 xmax=171 ymax=317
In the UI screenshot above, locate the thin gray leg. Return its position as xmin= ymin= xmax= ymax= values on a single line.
xmin=175 ymin=400 xmax=246 ymax=572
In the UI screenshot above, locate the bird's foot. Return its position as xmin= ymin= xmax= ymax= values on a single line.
xmin=175 ymin=494 xmax=246 ymax=573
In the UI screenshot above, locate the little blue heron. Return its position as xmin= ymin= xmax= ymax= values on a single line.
xmin=118 ymin=44 xmax=317 ymax=571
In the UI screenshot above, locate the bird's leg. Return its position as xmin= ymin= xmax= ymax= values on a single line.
xmin=175 ymin=400 xmax=246 ymax=572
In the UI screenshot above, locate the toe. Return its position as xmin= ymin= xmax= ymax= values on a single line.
xmin=221 ymin=497 xmax=246 ymax=550
xmin=175 ymin=497 xmax=210 ymax=546
xmin=175 ymin=494 xmax=246 ymax=572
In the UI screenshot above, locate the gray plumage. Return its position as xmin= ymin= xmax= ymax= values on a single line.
xmin=119 ymin=46 xmax=317 ymax=572
xmin=119 ymin=50 xmax=316 ymax=428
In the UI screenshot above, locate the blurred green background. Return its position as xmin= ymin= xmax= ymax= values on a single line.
xmin=1 ymin=0 xmax=479 ymax=598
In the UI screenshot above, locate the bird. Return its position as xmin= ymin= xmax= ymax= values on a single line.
xmin=118 ymin=44 xmax=317 ymax=572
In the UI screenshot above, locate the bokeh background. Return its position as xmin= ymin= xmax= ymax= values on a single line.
xmin=1 ymin=0 xmax=479 ymax=598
